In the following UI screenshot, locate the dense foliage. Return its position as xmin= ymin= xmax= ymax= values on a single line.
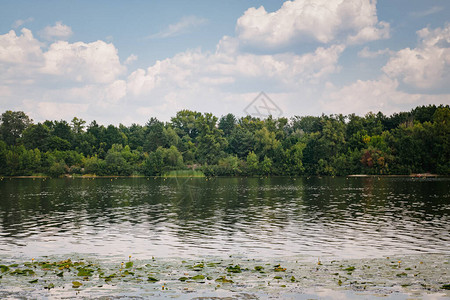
xmin=0 ymin=105 xmax=448 ymax=177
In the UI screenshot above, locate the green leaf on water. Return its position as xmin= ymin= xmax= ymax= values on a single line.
xmin=178 ymin=276 xmax=189 ymax=282
xmin=206 ymin=262 xmax=220 ymax=267
xmin=9 ymin=264 xmax=18 ymax=267
xmin=274 ymin=276 xmax=282 ymax=279
xmin=56 ymin=271 xmax=64 ymax=277
xmin=441 ymin=284 xmax=450 ymax=290
xmin=147 ymin=276 xmax=159 ymax=282
xmin=77 ymin=268 xmax=94 ymax=276
xmin=290 ymin=276 xmax=296 ymax=282
xmin=344 ymin=266 xmax=355 ymax=272
xmin=11 ymin=269 xmax=35 ymax=276
xmin=0 ymin=265 xmax=10 ymax=273
xmin=104 ymin=274 xmax=116 ymax=282
xmin=72 ymin=281 xmax=82 ymax=288
xmin=215 ymin=276 xmax=233 ymax=283
xmin=396 ymin=272 xmax=408 ymax=277
xmin=41 ymin=263 xmax=53 ymax=269
xmin=125 ymin=261 xmax=133 ymax=268
xmin=191 ymin=274 xmax=205 ymax=280
xmin=226 ymin=265 xmax=242 ymax=273
xmin=254 ymin=266 xmax=264 ymax=271
xmin=29 ymin=279 xmax=38 ymax=283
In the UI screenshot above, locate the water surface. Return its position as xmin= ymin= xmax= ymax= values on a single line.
xmin=0 ymin=177 xmax=449 ymax=259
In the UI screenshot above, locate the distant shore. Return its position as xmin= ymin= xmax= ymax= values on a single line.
xmin=1 ymin=173 xmax=443 ymax=179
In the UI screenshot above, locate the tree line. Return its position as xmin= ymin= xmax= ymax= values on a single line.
xmin=0 ymin=105 xmax=448 ymax=177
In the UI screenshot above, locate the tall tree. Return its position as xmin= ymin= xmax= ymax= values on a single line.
xmin=0 ymin=111 xmax=32 ymax=145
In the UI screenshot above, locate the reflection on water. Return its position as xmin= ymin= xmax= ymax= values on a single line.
xmin=0 ymin=177 xmax=449 ymax=259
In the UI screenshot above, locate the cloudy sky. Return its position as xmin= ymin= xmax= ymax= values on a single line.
xmin=0 ymin=0 xmax=449 ymax=125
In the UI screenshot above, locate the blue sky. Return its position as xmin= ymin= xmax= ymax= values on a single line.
xmin=0 ymin=0 xmax=449 ymax=125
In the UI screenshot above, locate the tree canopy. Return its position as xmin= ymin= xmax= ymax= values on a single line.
xmin=0 ymin=105 xmax=448 ymax=177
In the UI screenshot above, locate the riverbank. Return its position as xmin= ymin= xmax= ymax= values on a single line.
xmin=347 ymin=173 xmax=440 ymax=178
xmin=1 ymin=173 xmax=443 ymax=179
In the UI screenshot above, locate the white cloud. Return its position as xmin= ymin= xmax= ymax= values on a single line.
xmin=39 ymin=21 xmax=73 ymax=41
xmin=383 ymin=24 xmax=450 ymax=90
xmin=147 ymin=16 xmax=208 ymax=39
xmin=0 ymin=27 xmax=129 ymax=124
xmin=236 ymin=0 xmax=389 ymax=48
xmin=41 ymin=40 xmax=125 ymax=83
xmin=12 ymin=17 xmax=34 ymax=29
xmin=358 ymin=46 xmax=393 ymax=58
xmin=321 ymin=76 xmax=449 ymax=115
xmin=0 ymin=28 xmax=43 ymax=65
xmin=124 ymin=54 xmax=138 ymax=65
xmin=126 ymin=44 xmax=345 ymax=98
xmin=22 ymin=99 xmax=89 ymax=121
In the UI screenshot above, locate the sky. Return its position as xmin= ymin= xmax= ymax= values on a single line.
xmin=0 ymin=0 xmax=449 ymax=125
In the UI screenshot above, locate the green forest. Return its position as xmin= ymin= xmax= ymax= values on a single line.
xmin=0 ymin=105 xmax=449 ymax=177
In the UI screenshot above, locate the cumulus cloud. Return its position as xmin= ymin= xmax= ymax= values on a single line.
xmin=383 ymin=24 xmax=450 ymax=90
xmin=236 ymin=0 xmax=389 ymax=49
xmin=0 ymin=28 xmax=124 ymax=85
xmin=126 ymin=44 xmax=345 ymax=98
xmin=41 ymin=40 xmax=125 ymax=83
xmin=0 ymin=27 xmax=129 ymax=124
xmin=147 ymin=16 xmax=208 ymax=39
xmin=321 ymin=76 xmax=448 ymax=115
xmin=0 ymin=28 xmax=43 ymax=65
xmin=39 ymin=21 xmax=73 ymax=41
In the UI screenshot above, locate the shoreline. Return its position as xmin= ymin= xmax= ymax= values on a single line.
xmin=1 ymin=173 xmax=443 ymax=179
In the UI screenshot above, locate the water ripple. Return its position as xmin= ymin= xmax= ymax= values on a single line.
xmin=0 ymin=177 xmax=449 ymax=259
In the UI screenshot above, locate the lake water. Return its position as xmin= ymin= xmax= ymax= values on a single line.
xmin=1 ymin=177 xmax=449 ymax=260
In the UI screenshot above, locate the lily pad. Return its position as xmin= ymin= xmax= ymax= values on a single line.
xmin=0 ymin=265 xmax=10 ymax=273
xmin=396 ymin=272 xmax=408 ymax=277
xmin=11 ymin=269 xmax=35 ymax=276
xmin=147 ymin=276 xmax=159 ymax=282
xmin=72 ymin=281 xmax=83 ymax=288
xmin=77 ymin=268 xmax=94 ymax=276
xmin=215 ymin=276 xmax=233 ymax=283
xmin=226 ymin=265 xmax=242 ymax=273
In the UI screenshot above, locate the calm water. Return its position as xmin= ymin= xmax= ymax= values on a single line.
xmin=0 ymin=177 xmax=449 ymax=260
